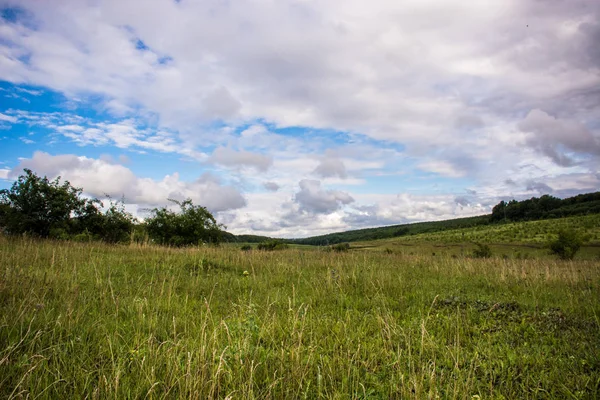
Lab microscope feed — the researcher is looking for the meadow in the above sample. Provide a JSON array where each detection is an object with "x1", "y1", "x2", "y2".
[
  {"x1": 353, "y1": 214, "x2": 600, "y2": 260},
  {"x1": 1, "y1": 234, "x2": 599, "y2": 399}
]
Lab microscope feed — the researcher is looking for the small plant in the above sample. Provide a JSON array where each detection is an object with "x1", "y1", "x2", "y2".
[
  {"x1": 549, "y1": 229, "x2": 583, "y2": 260},
  {"x1": 472, "y1": 243, "x2": 492, "y2": 258},
  {"x1": 330, "y1": 243, "x2": 350, "y2": 252},
  {"x1": 257, "y1": 239, "x2": 288, "y2": 251}
]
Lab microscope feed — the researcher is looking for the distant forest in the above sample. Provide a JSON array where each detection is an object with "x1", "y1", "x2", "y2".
[{"x1": 230, "y1": 192, "x2": 600, "y2": 245}]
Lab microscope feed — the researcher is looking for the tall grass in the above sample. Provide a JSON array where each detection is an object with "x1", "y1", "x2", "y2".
[{"x1": 1, "y1": 236, "x2": 599, "y2": 398}]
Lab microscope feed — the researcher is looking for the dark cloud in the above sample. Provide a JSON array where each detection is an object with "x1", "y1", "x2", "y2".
[
  {"x1": 454, "y1": 196, "x2": 471, "y2": 207},
  {"x1": 519, "y1": 109, "x2": 600, "y2": 166},
  {"x1": 526, "y1": 180, "x2": 553, "y2": 194},
  {"x1": 263, "y1": 181, "x2": 280, "y2": 191}
]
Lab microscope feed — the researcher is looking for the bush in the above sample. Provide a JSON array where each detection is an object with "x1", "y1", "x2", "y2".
[
  {"x1": 241, "y1": 245, "x2": 252, "y2": 251},
  {"x1": 472, "y1": 243, "x2": 492, "y2": 258},
  {"x1": 549, "y1": 229, "x2": 583, "y2": 260},
  {"x1": 145, "y1": 199, "x2": 224, "y2": 246},
  {"x1": 331, "y1": 243, "x2": 350, "y2": 252},
  {"x1": 73, "y1": 231, "x2": 94, "y2": 242},
  {"x1": 257, "y1": 240, "x2": 288, "y2": 251}
]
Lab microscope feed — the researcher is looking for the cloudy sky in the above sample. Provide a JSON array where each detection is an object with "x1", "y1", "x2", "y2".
[{"x1": 1, "y1": 0, "x2": 599, "y2": 237}]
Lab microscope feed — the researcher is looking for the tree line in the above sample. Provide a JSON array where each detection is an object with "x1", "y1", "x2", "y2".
[
  {"x1": 0, "y1": 169, "x2": 226, "y2": 246},
  {"x1": 490, "y1": 193, "x2": 600, "y2": 222}
]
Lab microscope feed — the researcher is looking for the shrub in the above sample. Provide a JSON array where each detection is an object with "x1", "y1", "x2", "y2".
[
  {"x1": 241, "y1": 245, "x2": 252, "y2": 251},
  {"x1": 257, "y1": 240, "x2": 288, "y2": 251},
  {"x1": 549, "y1": 229, "x2": 583, "y2": 260},
  {"x1": 145, "y1": 199, "x2": 224, "y2": 246},
  {"x1": 472, "y1": 243, "x2": 492, "y2": 258},
  {"x1": 331, "y1": 243, "x2": 350, "y2": 252}
]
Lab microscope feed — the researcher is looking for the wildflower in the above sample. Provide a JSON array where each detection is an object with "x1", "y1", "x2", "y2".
[{"x1": 243, "y1": 270, "x2": 250, "y2": 276}]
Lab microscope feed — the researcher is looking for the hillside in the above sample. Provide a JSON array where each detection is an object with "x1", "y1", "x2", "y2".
[
  {"x1": 289, "y1": 215, "x2": 489, "y2": 245},
  {"x1": 286, "y1": 191, "x2": 600, "y2": 245}
]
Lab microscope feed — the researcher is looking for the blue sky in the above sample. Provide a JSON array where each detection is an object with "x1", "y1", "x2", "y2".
[{"x1": 1, "y1": 0, "x2": 599, "y2": 237}]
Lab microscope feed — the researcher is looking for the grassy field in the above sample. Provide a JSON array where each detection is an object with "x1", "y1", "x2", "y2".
[
  {"x1": 353, "y1": 214, "x2": 600, "y2": 260},
  {"x1": 1, "y1": 236, "x2": 599, "y2": 399}
]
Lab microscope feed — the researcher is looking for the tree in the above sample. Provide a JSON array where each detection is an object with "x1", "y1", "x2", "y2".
[
  {"x1": 73, "y1": 197, "x2": 137, "y2": 243},
  {"x1": 549, "y1": 229, "x2": 583, "y2": 260},
  {"x1": 0, "y1": 169, "x2": 136, "y2": 243},
  {"x1": 0, "y1": 169, "x2": 91, "y2": 237},
  {"x1": 145, "y1": 198, "x2": 224, "y2": 246}
]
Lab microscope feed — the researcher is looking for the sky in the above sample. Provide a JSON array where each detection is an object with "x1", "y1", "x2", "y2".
[{"x1": 0, "y1": 0, "x2": 599, "y2": 238}]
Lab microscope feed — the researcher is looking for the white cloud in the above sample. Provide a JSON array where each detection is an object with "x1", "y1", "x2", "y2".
[
  {"x1": 8, "y1": 152, "x2": 246, "y2": 213},
  {"x1": 208, "y1": 147, "x2": 273, "y2": 172},
  {"x1": 1, "y1": 0, "x2": 597, "y2": 147},
  {"x1": 294, "y1": 179, "x2": 354, "y2": 214},
  {"x1": 0, "y1": 113, "x2": 17, "y2": 123},
  {"x1": 313, "y1": 156, "x2": 347, "y2": 179},
  {"x1": 1, "y1": 0, "x2": 599, "y2": 236},
  {"x1": 417, "y1": 160, "x2": 467, "y2": 178}
]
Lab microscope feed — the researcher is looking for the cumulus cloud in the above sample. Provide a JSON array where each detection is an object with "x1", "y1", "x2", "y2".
[
  {"x1": 313, "y1": 156, "x2": 347, "y2": 179},
  {"x1": 208, "y1": 147, "x2": 273, "y2": 171},
  {"x1": 1, "y1": 0, "x2": 597, "y2": 147},
  {"x1": 519, "y1": 109, "x2": 600, "y2": 166},
  {"x1": 201, "y1": 86, "x2": 242, "y2": 120},
  {"x1": 294, "y1": 179, "x2": 354, "y2": 214},
  {"x1": 8, "y1": 152, "x2": 246, "y2": 212},
  {"x1": 1, "y1": 0, "x2": 599, "y2": 237}
]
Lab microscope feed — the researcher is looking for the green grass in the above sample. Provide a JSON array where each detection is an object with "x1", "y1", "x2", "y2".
[
  {"x1": 1, "y1": 236, "x2": 599, "y2": 399},
  {"x1": 353, "y1": 214, "x2": 600, "y2": 260}
]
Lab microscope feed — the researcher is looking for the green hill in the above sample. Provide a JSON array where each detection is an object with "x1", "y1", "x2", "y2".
[{"x1": 288, "y1": 191, "x2": 600, "y2": 245}]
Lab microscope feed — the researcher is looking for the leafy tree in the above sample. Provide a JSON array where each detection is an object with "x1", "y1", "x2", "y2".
[
  {"x1": 91, "y1": 198, "x2": 137, "y2": 243},
  {"x1": 0, "y1": 169, "x2": 92, "y2": 237},
  {"x1": 145, "y1": 199, "x2": 224, "y2": 246},
  {"x1": 549, "y1": 229, "x2": 583, "y2": 260},
  {"x1": 0, "y1": 169, "x2": 136, "y2": 242}
]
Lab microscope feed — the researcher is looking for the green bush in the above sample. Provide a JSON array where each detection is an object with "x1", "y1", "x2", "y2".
[
  {"x1": 549, "y1": 229, "x2": 583, "y2": 260},
  {"x1": 145, "y1": 199, "x2": 224, "y2": 246},
  {"x1": 241, "y1": 245, "x2": 252, "y2": 251},
  {"x1": 331, "y1": 243, "x2": 350, "y2": 252},
  {"x1": 472, "y1": 243, "x2": 492, "y2": 258},
  {"x1": 257, "y1": 240, "x2": 288, "y2": 251}
]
